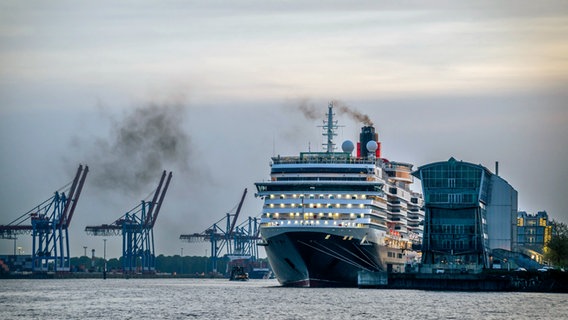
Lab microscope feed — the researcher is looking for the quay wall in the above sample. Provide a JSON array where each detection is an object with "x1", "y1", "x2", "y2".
[{"x1": 359, "y1": 270, "x2": 568, "y2": 293}]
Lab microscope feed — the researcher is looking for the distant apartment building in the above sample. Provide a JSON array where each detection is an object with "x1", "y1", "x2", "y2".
[
  {"x1": 412, "y1": 158, "x2": 517, "y2": 273},
  {"x1": 517, "y1": 211, "x2": 551, "y2": 262}
]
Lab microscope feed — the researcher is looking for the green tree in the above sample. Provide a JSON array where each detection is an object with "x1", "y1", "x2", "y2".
[{"x1": 545, "y1": 220, "x2": 568, "y2": 267}]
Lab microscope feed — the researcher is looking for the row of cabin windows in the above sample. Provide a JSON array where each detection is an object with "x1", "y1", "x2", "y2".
[
  {"x1": 387, "y1": 252, "x2": 404, "y2": 259},
  {"x1": 267, "y1": 203, "x2": 367, "y2": 209},
  {"x1": 270, "y1": 194, "x2": 369, "y2": 200}
]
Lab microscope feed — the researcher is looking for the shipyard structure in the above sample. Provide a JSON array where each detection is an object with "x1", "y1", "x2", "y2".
[{"x1": 412, "y1": 158, "x2": 518, "y2": 274}]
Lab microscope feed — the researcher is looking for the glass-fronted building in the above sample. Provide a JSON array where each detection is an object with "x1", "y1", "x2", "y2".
[
  {"x1": 413, "y1": 158, "x2": 517, "y2": 273},
  {"x1": 517, "y1": 211, "x2": 551, "y2": 263}
]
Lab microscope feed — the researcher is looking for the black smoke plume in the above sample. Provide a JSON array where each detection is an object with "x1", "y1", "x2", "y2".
[
  {"x1": 297, "y1": 99, "x2": 325, "y2": 120},
  {"x1": 89, "y1": 102, "x2": 190, "y2": 195},
  {"x1": 332, "y1": 100, "x2": 374, "y2": 126},
  {"x1": 295, "y1": 99, "x2": 373, "y2": 126}
]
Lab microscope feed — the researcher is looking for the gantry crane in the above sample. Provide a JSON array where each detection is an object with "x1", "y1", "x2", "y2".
[
  {"x1": 0, "y1": 165, "x2": 89, "y2": 272},
  {"x1": 85, "y1": 170, "x2": 172, "y2": 274},
  {"x1": 180, "y1": 188, "x2": 261, "y2": 273}
]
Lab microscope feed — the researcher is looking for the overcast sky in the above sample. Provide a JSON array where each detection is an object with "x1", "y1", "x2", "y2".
[{"x1": 1, "y1": 1, "x2": 567, "y2": 259}]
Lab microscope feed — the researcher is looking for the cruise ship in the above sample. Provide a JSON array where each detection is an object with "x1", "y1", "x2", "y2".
[{"x1": 255, "y1": 103, "x2": 424, "y2": 287}]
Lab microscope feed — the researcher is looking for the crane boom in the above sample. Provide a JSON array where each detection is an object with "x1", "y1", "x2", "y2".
[
  {"x1": 150, "y1": 171, "x2": 172, "y2": 228},
  {"x1": 59, "y1": 165, "x2": 84, "y2": 227},
  {"x1": 144, "y1": 170, "x2": 167, "y2": 227},
  {"x1": 228, "y1": 188, "x2": 247, "y2": 236},
  {"x1": 63, "y1": 165, "x2": 88, "y2": 227}
]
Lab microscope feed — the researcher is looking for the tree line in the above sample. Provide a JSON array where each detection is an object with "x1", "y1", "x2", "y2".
[
  {"x1": 70, "y1": 255, "x2": 268, "y2": 275},
  {"x1": 545, "y1": 220, "x2": 568, "y2": 267}
]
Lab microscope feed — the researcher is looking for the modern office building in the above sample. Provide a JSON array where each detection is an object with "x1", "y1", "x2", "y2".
[
  {"x1": 517, "y1": 211, "x2": 551, "y2": 263},
  {"x1": 412, "y1": 158, "x2": 517, "y2": 273}
]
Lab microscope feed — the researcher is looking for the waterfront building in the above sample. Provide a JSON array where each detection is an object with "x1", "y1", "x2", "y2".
[
  {"x1": 412, "y1": 158, "x2": 517, "y2": 273},
  {"x1": 517, "y1": 211, "x2": 552, "y2": 263}
]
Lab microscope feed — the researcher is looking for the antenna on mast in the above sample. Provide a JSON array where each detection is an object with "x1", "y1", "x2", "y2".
[{"x1": 320, "y1": 101, "x2": 340, "y2": 153}]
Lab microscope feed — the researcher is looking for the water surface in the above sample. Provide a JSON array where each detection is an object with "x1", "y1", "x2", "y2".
[{"x1": 0, "y1": 278, "x2": 566, "y2": 319}]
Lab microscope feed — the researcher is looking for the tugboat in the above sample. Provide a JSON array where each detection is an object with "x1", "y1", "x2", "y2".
[{"x1": 229, "y1": 266, "x2": 249, "y2": 281}]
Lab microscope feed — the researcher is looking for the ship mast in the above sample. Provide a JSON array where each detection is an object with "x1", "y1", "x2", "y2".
[{"x1": 322, "y1": 102, "x2": 338, "y2": 153}]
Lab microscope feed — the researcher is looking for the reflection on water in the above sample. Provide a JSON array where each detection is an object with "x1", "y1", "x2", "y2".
[{"x1": 0, "y1": 278, "x2": 566, "y2": 319}]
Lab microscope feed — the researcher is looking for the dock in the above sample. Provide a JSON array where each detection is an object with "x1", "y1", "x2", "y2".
[{"x1": 358, "y1": 270, "x2": 568, "y2": 292}]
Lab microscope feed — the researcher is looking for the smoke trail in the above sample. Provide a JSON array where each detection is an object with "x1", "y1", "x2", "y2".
[
  {"x1": 297, "y1": 98, "x2": 324, "y2": 120},
  {"x1": 333, "y1": 100, "x2": 374, "y2": 126},
  {"x1": 89, "y1": 102, "x2": 191, "y2": 195}
]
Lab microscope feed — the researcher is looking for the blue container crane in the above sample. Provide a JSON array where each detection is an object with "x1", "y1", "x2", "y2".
[
  {"x1": 85, "y1": 170, "x2": 172, "y2": 274},
  {"x1": 180, "y1": 188, "x2": 262, "y2": 273},
  {"x1": 0, "y1": 165, "x2": 89, "y2": 272}
]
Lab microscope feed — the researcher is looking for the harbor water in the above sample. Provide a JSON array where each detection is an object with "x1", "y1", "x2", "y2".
[{"x1": 1, "y1": 278, "x2": 566, "y2": 319}]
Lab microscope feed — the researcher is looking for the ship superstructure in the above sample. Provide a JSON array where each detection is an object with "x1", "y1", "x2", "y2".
[{"x1": 255, "y1": 103, "x2": 424, "y2": 287}]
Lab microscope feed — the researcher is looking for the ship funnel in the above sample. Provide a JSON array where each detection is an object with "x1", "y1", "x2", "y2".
[{"x1": 357, "y1": 126, "x2": 381, "y2": 158}]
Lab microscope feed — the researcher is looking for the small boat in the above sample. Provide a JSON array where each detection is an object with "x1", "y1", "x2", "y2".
[{"x1": 229, "y1": 266, "x2": 249, "y2": 281}]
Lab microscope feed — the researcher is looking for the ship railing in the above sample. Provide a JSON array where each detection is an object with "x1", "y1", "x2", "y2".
[
  {"x1": 261, "y1": 216, "x2": 371, "y2": 223},
  {"x1": 261, "y1": 219, "x2": 370, "y2": 228},
  {"x1": 423, "y1": 263, "x2": 484, "y2": 274},
  {"x1": 272, "y1": 157, "x2": 376, "y2": 165}
]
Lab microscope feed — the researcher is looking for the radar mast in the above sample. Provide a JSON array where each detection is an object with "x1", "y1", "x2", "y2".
[{"x1": 321, "y1": 102, "x2": 339, "y2": 153}]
